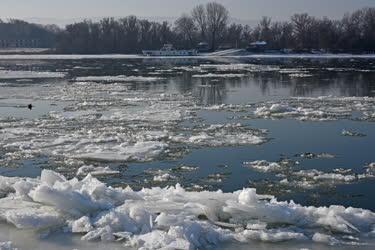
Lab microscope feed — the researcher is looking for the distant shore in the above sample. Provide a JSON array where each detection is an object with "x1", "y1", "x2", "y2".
[{"x1": 0, "y1": 52, "x2": 375, "y2": 60}]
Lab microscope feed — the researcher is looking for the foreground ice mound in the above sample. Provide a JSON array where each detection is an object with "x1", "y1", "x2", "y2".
[{"x1": 0, "y1": 170, "x2": 374, "y2": 249}]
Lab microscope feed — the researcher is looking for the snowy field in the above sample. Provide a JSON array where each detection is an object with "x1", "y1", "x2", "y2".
[{"x1": 0, "y1": 57, "x2": 374, "y2": 249}]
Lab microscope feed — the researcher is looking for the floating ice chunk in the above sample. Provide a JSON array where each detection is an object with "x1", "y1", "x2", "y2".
[
  {"x1": 0, "y1": 176, "x2": 21, "y2": 198},
  {"x1": 277, "y1": 165, "x2": 375, "y2": 190},
  {"x1": 236, "y1": 229, "x2": 307, "y2": 242},
  {"x1": 192, "y1": 73, "x2": 246, "y2": 78},
  {"x1": 103, "y1": 105, "x2": 186, "y2": 123},
  {"x1": 29, "y1": 184, "x2": 104, "y2": 216},
  {"x1": 13, "y1": 179, "x2": 39, "y2": 198},
  {"x1": 254, "y1": 104, "x2": 295, "y2": 117},
  {"x1": 244, "y1": 160, "x2": 284, "y2": 172},
  {"x1": 173, "y1": 165, "x2": 199, "y2": 172},
  {"x1": 366, "y1": 163, "x2": 375, "y2": 174},
  {"x1": 41, "y1": 169, "x2": 67, "y2": 186},
  {"x1": 205, "y1": 173, "x2": 230, "y2": 183},
  {"x1": 1, "y1": 200, "x2": 62, "y2": 229},
  {"x1": 279, "y1": 68, "x2": 310, "y2": 74},
  {"x1": 172, "y1": 123, "x2": 267, "y2": 147},
  {"x1": 255, "y1": 104, "x2": 327, "y2": 121},
  {"x1": 153, "y1": 173, "x2": 174, "y2": 182},
  {"x1": 270, "y1": 104, "x2": 293, "y2": 113},
  {"x1": 200, "y1": 64, "x2": 252, "y2": 71},
  {"x1": 289, "y1": 73, "x2": 313, "y2": 78},
  {"x1": 0, "y1": 70, "x2": 65, "y2": 79},
  {"x1": 299, "y1": 152, "x2": 335, "y2": 159},
  {"x1": 238, "y1": 189, "x2": 258, "y2": 205},
  {"x1": 68, "y1": 216, "x2": 93, "y2": 233},
  {"x1": 75, "y1": 75, "x2": 164, "y2": 82},
  {"x1": 76, "y1": 165, "x2": 120, "y2": 177},
  {"x1": 313, "y1": 173, "x2": 356, "y2": 182},
  {"x1": 294, "y1": 169, "x2": 356, "y2": 182},
  {"x1": 75, "y1": 141, "x2": 168, "y2": 162},
  {"x1": 312, "y1": 233, "x2": 340, "y2": 245},
  {"x1": 128, "y1": 229, "x2": 191, "y2": 250},
  {"x1": 81, "y1": 226, "x2": 115, "y2": 242},
  {"x1": 0, "y1": 241, "x2": 17, "y2": 250},
  {"x1": 198, "y1": 64, "x2": 280, "y2": 73},
  {"x1": 341, "y1": 129, "x2": 366, "y2": 137},
  {"x1": 250, "y1": 96, "x2": 375, "y2": 121}
]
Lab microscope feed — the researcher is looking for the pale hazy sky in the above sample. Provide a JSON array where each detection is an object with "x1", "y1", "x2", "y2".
[{"x1": 1, "y1": 0, "x2": 374, "y2": 20}]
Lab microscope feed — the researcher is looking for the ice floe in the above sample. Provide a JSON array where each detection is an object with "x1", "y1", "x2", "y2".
[
  {"x1": 76, "y1": 165, "x2": 120, "y2": 177},
  {"x1": 0, "y1": 70, "x2": 65, "y2": 79},
  {"x1": 341, "y1": 129, "x2": 366, "y2": 137},
  {"x1": 192, "y1": 73, "x2": 246, "y2": 78},
  {"x1": 75, "y1": 75, "x2": 164, "y2": 82},
  {"x1": 0, "y1": 170, "x2": 374, "y2": 248},
  {"x1": 171, "y1": 123, "x2": 267, "y2": 147},
  {"x1": 298, "y1": 152, "x2": 335, "y2": 159},
  {"x1": 153, "y1": 173, "x2": 175, "y2": 182},
  {"x1": 244, "y1": 160, "x2": 284, "y2": 172},
  {"x1": 244, "y1": 158, "x2": 375, "y2": 190},
  {"x1": 250, "y1": 96, "x2": 375, "y2": 121},
  {"x1": 288, "y1": 73, "x2": 313, "y2": 78}
]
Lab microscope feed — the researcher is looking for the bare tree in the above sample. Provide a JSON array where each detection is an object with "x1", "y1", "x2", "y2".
[
  {"x1": 191, "y1": 2, "x2": 229, "y2": 50},
  {"x1": 291, "y1": 13, "x2": 316, "y2": 49},
  {"x1": 192, "y1": 4, "x2": 207, "y2": 40},
  {"x1": 258, "y1": 16, "x2": 272, "y2": 42},
  {"x1": 206, "y1": 2, "x2": 229, "y2": 50},
  {"x1": 174, "y1": 14, "x2": 197, "y2": 48},
  {"x1": 224, "y1": 23, "x2": 243, "y2": 48}
]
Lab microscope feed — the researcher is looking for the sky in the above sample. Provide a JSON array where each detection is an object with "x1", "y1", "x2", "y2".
[{"x1": 0, "y1": 0, "x2": 374, "y2": 23}]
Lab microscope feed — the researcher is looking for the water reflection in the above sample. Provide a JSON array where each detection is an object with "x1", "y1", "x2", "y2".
[{"x1": 195, "y1": 81, "x2": 226, "y2": 106}]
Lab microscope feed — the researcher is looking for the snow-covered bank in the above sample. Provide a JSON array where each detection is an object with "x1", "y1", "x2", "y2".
[{"x1": 0, "y1": 170, "x2": 374, "y2": 249}]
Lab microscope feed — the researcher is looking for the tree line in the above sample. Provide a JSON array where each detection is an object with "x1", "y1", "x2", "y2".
[
  {"x1": 0, "y1": 19, "x2": 57, "y2": 47},
  {"x1": 1, "y1": 2, "x2": 375, "y2": 53}
]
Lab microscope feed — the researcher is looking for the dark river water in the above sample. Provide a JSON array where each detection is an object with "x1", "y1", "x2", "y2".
[
  {"x1": 1, "y1": 57, "x2": 375, "y2": 208},
  {"x1": 0, "y1": 56, "x2": 374, "y2": 249}
]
